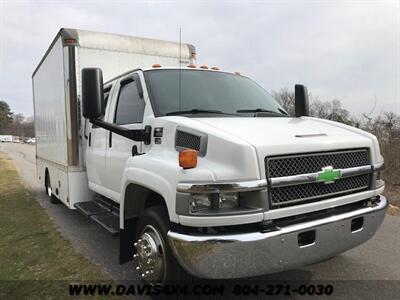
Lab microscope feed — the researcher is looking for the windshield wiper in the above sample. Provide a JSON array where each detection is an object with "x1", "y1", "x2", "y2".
[
  {"x1": 166, "y1": 109, "x2": 226, "y2": 116},
  {"x1": 236, "y1": 108, "x2": 288, "y2": 116}
]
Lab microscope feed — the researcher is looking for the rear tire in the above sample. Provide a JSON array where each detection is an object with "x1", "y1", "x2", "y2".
[
  {"x1": 45, "y1": 171, "x2": 59, "y2": 204},
  {"x1": 134, "y1": 205, "x2": 192, "y2": 284}
]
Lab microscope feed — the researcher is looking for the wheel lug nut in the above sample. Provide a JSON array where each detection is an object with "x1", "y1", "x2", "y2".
[
  {"x1": 141, "y1": 273, "x2": 145, "y2": 278},
  {"x1": 136, "y1": 266, "x2": 140, "y2": 271},
  {"x1": 133, "y1": 254, "x2": 138, "y2": 258},
  {"x1": 138, "y1": 239, "x2": 142, "y2": 243},
  {"x1": 134, "y1": 242, "x2": 138, "y2": 247}
]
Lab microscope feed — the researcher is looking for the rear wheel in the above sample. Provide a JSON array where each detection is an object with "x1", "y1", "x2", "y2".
[
  {"x1": 134, "y1": 205, "x2": 192, "y2": 284},
  {"x1": 45, "y1": 171, "x2": 59, "y2": 204}
]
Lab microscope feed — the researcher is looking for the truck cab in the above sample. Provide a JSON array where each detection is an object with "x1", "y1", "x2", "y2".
[{"x1": 82, "y1": 66, "x2": 387, "y2": 283}]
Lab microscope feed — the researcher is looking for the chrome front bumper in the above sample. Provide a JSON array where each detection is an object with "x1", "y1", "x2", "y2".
[{"x1": 167, "y1": 196, "x2": 387, "y2": 279}]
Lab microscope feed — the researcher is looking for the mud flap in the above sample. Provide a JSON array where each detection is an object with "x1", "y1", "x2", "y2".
[{"x1": 119, "y1": 217, "x2": 137, "y2": 264}]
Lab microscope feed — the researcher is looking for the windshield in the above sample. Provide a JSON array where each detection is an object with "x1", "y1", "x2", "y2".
[{"x1": 144, "y1": 69, "x2": 287, "y2": 117}]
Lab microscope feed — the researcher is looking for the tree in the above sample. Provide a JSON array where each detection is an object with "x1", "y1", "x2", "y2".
[
  {"x1": 324, "y1": 99, "x2": 351, "y2": 125},
  {"x1": 310, "y1": 99, "x2": 330, "y2": 119},
  {"x1": 12, "y1": 113, "x2": 25, "y2": 137},
  {"x1": 272, "y1": 88, "x2": 296, "y2": 116},
  {"x1": 0, "y1": 100, "x2": 13, "y2": 130},
  {"x1": 272, "y1": 88, "x2": 351, "y2": 124},
  {"x1": 382, "y1": 112, "x2": 399, "y2": 142},
  {"x1": 13, "y1": 113, "x2": 25, "y2": 125},
  {"x1": 23, "y1": 116, "x2": 35, "y2": 137}
]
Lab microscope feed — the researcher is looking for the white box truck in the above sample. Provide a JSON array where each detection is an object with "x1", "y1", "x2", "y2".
[
  {"x1": 0, "y1": 135, "x2": 13, "y2": 142},
  {"x1": 33, "y1": 28, "x2": 387, "y2": 284}
]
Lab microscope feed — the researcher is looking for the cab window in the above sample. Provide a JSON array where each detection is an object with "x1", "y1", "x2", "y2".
[{"x1": 114, "y1": 79, "x2": 145, "y2": 125}]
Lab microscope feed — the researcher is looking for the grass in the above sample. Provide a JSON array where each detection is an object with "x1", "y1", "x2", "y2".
[{"x1": 0, "y1": 153, "x2": 119, "y2": 299}]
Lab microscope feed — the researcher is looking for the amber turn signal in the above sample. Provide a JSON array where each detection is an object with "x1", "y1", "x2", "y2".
[{"x1": 179, "y1": 149, "x2": 198, "y2": 169}]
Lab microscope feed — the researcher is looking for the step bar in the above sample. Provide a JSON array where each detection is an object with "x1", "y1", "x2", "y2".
[{"x1": 74, "y1": 197, "x2": 120, "y2": 236}]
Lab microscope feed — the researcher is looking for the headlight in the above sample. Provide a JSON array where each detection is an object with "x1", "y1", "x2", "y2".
[
  {"x1": 190, "y1": 192, "x2": 239, "y2": 213},
  {"x1": 190, "y1": 194, "x2": 212, "y2": 212},
  {"x1": 219, "y1": 192, "x2": 239, "y2": 209}
]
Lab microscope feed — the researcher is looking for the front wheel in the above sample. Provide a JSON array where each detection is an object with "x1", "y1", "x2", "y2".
[{"x1": 134, "y1": 205, "x2": 191, "y2": 284}]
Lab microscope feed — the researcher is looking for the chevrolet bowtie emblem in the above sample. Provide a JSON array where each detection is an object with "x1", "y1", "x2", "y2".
[{"x1": 317, "y1": 166, "x2": 342, "y2": 184}]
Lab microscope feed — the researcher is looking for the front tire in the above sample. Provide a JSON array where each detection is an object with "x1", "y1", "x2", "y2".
[{"x1": 134, "y1": 205, "x2": 191, "y2": 284}]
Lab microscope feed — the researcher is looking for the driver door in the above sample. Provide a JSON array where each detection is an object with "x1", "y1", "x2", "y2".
[
  {"x1": 104, "y1": 72, "x2": 146, "y2": 201},
  {"x1": 86, "y1": 85, "x2": 113, "y2": 190}
]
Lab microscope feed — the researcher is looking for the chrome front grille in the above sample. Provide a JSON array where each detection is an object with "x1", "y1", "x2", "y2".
[
  {"x1": 267, "y1": 149, "x2": 369, "y2": 178},
  {"x1": 266, "y1": 149, "x2": 371, "y2": 208},
  {"x1": 270, "y1": 174, "x2": 370, "y2": 205}
]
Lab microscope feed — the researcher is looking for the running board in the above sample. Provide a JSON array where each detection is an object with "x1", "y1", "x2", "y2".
[{"x1": 74, "y1": 197, "x2": 119, "y2": 236}]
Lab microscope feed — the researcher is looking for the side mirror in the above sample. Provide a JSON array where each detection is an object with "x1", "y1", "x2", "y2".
[
  {"x1": 295, "y1": 84, "x2": 309, "y2": 117},
  {"x1": 82, "y1": 68, "x2": 104, "y2": 119}
]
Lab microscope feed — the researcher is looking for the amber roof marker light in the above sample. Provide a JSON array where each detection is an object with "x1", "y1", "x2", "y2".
[
  {"x1": 152, "y1": 64, "x2": 162, "y2": 68},
  {"x1": 64, "y1": 38, "x2": 76, "y2": 45},
  {"x1": 210, "y1": 66, "x2": 220, "y2": 70}
]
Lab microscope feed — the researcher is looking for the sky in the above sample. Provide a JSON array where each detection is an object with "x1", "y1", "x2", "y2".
[{"x1": 0, "y1": 0, "x2": 399, "y2": 118}]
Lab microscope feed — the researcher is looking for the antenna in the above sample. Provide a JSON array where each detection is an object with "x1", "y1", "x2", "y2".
[
  {"x1": 363, "y1": 95, "x2": 377, "y2": 121},
  {"x1": 179, "y1": 27, "x2": 182, "y2": 112}
]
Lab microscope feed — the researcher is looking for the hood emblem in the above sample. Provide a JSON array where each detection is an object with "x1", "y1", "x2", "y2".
[{"x1": 317, "y1": 166, "x2": 342, "y2": 184}]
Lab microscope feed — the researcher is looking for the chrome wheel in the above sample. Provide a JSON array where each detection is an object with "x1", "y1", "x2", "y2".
[{"x1": 134, "y1": 224, "x2": 166, "y2": 283}]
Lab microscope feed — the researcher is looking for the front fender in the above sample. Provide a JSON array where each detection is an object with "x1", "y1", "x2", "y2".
[
  {"x1": 119, "y1": 153, "x2": 215, "y2": 228},
  {"x1": 120, "y1": 167, "x2": 175, "y2": 228}
]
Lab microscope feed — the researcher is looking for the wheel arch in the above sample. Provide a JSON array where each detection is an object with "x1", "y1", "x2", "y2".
[
  {"x1": 122, "y1": 183, "x2": 168, "y2": 224},
  {"x1": 119, "y1": 177, "x2": 174, "y2": 265},
  {"x1": 119, "y1": 167, "x2": 177, "y2": 229},
  {"x1": 44, "y1": 167, "x2": 50, "y2": 187}
]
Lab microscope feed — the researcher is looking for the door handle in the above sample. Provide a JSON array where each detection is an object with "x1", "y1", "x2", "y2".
[
  {"x1": 109, "y1": 132, "x2": 112, "y2": 148},
  {"x1": 88, "y1": 132, "x2": 91, "y2": 147}
]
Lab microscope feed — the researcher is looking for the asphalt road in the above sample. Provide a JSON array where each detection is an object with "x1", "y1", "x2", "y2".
[{"x1": 1, "y1": 142, "x2": 400, "y2": 298}]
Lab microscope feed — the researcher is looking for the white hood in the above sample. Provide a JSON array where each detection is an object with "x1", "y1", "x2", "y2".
[
  {"x1": 191, "y1": 116, "x2": 380, "y2": 165},
  {"x1": 156, "y1": 115, "x2": 382, "y2": 180}
]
